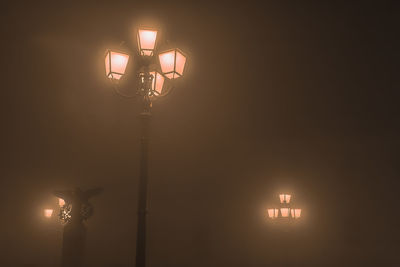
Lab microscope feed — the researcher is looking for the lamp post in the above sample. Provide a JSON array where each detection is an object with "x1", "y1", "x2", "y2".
[
  {"x1": 104, "y1": 26, "x2": 187, "y2": 267},
  {"x1": 267, "y1": 193, "x2": 302, "y2": 221},
  {"x1": 48, "y1": 187, "x2": 102, "y2": 267}
]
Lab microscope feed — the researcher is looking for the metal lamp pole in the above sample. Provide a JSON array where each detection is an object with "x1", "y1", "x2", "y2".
[
  {"x1": 104, "y1": 28, "x2": 188, "y2": 267},
  {"x1": 136, "y1": 70, "x2": 152, "y2": 267}
]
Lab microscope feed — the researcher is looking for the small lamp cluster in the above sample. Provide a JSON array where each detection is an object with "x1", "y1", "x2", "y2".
[
  {"x1": 267, "y1": 194, "x2": 302, "y2": 220},
  {"x1": 105, "y1": 27, "x2": 187, "y2": 96}
]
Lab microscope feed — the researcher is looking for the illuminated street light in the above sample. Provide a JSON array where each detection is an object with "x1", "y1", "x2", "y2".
[
  {"x1": 139, "y1": 71, "x2": 165, "y2": 95},
  {"x1": 267, "y1": 193, "x2": 302, "y2": 221},
  {"x1": 137, "y1": 28, "x2": 158, "y2": 56},
  {"x1": 291, "y1": 208, "x2": 302, "y2": 219},
  {"x1": 58, "y1": 198, "x2": 65, "y2": 207},
  {"x1": 105, "y1": 50, "x2": 130, "y2": 80},
  {"x1": 280, "y1": 208, "x2": 290, "y2": 218},
  {"x1": 267, "y1": 208, "x2": 279, "y2": 219},
  {"x1": 159, "y1": 48, "x2": 187, "y2": 79},
  {"x1": 103, "y1": 25, "x2": 188, "y2": 267},
  {"x1": 279, "y1": 194, "x2": 291, "y2": 204}
]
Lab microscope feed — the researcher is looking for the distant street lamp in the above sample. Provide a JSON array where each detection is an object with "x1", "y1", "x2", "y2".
[
  {"x1": 54, "y1": 187, "x2": 102, "y2": 267},
  {"x1": 104, "y1": 26, "x2": 188, "y2": 267},
  {"x1": 267, "y1": 208, "x2": 279, "y2": 219},
  {"x1": 267, "y1": 193, "x2": 302, "y2": 220},
  {"x1": 291, "y1": 208, "x2": 302, "y2": 219},
  {"x1": 58, "y1": 198, "x2": 66, "y2": 207},
  {"x1": 279, "y1": 194, "x2": 291, "y2": 204},
  {"x1": 280, "y1": 207, "x2": 290, "y2": 218},
  {"x1": 43, "y1": 188, "x2": 102, "y2": 266}
]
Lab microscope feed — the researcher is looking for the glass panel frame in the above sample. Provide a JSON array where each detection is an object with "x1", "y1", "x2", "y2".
[
  {"x1": 159, "y1": 48, "x2": 187, "y2": 79},
  {"x1": 105, "y1": 50, "x2": 130, "y2": 80},
  {"x1": 137, "y1": 27, "x2": 158, "y2": 57}
]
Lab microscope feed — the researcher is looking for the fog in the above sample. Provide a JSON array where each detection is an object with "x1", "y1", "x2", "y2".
[{"x1": 0, "y1": 1, "x2": 399, "y2": 266}]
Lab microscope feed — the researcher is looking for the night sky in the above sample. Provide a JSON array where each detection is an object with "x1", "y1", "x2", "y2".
[{"x1": 1, "y1": 1, "x2": 399, "y2": 266}]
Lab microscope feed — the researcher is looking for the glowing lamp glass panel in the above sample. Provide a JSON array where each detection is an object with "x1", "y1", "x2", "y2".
[
  {"x1": 296, "y1": 209, "x2": 302, "y2": 218},
  {"x1": 280, "y1": 208, "x2": 290, "y2": 218},
  {"x1": 150, "y1": 71, "x2": 165, "y2": 94},
  {"x1": 291, "y1": 208, "x2": 302, "y2": 219},
  {"x1": 105, "y1": 50, "x2": 129, "y2": 80},
  {"x1": 159, "y1": 51, "x2": 175, "y2": 73},
  {"x1": 58, "y1": 198, "x2": 65, "y2": 207},
  {"x1": 267, "y1": 208, "x2": 274, "y2": 218},
  {"x1": 279, "y1": 194, "x2": 291, "y2": 204},
  {"x1": 175, "y1": 50, "x2": 187, "y2": 76},
  {"x1": 267, "y1": 208, "x2": 279, "y2": 219},
  {"x1": 137, "y1": 29, "x2": 158, "y2": 56},
  {"x1": 159, "y1": 49, "x2": 187, "y2": 79},
  {"x1": 44, "y1": 209, "x2": 53, "y2": 218}
]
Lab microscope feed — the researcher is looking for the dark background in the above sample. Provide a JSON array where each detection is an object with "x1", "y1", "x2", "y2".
[{"x1": 0, "y1": 1, "x2": 399, "y2": 266}]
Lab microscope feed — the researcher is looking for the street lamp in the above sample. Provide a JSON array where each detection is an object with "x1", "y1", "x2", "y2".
[
  {"x1": 267, "y1": 208, "x2": 279, "y2": 219},
  {"x1": 43, "y1": 188, "x2": 102, "y2": 266},
  {"x1": 267, "y1": 193, "x2": 302, "y2": 221},
  {"x1": 103, "y1": 26, "x2": 188, "y2": 267},
  {"x1": 58, "y1": 198, "x2": 65, "y2": 207},
  {"x1": 137, "y1": 28, "x2": 158, "y2": 56},
  {"x1": 279, "y1": 194, "x2": 291, "y2": 204},
  {"x1": 291, "y1": 208, "x2": 302, "y2": 219},
  {"x1": 159, "y1": 48, "x2": 187, "y2": 79},
  {"x1": 280, "y1": 207, "x2": 290, "y2": 218},
  {"x1": 105, "y1": 50, "x2": 130, "y2": 80}
]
